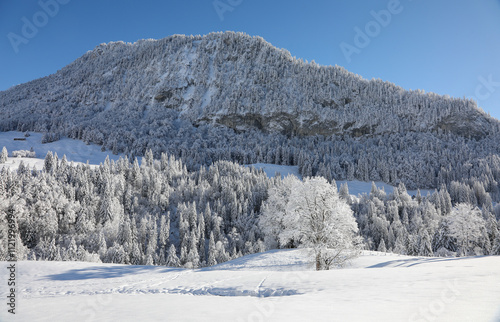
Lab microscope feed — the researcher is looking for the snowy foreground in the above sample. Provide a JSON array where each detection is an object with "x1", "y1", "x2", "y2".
[{"x1": 1, "y1": 250, "x2": 499, "y2": 322}]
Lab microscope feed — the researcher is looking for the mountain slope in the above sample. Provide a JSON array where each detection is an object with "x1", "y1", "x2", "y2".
[
  {"x1": 1, "y1": 32, "x2": 500, "y2": 192},
  {"x1": 1, "y1": 31, "x2": 498, "y2": 139}
]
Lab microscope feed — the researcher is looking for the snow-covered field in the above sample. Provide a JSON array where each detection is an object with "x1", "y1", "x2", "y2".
[
  {"x1": 246, "y1": 163, "x2": 302, "y2": 179},
  {"x1": 335, "y1": 180, "x2": 435, "y2": 198},
  {"x1": 248, "y1": 163, "x2": 434, "y2": 197},
  {"x1": 0, "y1": 131, "x2": 121, "y2": 170},
  {"x1": 1, "y1": 250, "x2": 499, "y2": 321}
]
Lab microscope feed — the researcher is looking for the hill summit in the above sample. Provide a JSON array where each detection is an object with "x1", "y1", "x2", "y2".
[{"x1": 1, "y1": 31, "x2": 498, "y2": 139}]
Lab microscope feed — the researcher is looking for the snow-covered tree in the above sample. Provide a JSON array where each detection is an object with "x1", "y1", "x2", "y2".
[
  {"x1": 377, "y1": 239, "x2": 387, "y2": 253},
  {"x1": 166, "y1": 244, "x2": 180, "y2": 267},
  {"x1": 0, "y1": 147, "x2": 7, "y2": 163},
  {"x1": 43, "y1": 151, "x2": 55, "y2": 173},
  {"x1": 259, "y1": 175, "x2": 300, "y2": 249},
  {"x1": 339, "y1": 183, "x2": 351, "y2": 203},
  {"x1": 186, "y1": 232, "x2": 200, "y2": 268},
  {"x1": 207, "y1": 232, "x2": 217, "y2": 266},
  {"x1": 441, "y1": 204, "x2": 488, "y2": 256},
  {"x1": 279, "y1": 177, "x2": 361, "y2": 270},
  {"x1": 492, "y1": 235, "x2": 500, "y2": 255},
  {"x1": 418, "y1": 230, "x2": 433, "y2": 256}
]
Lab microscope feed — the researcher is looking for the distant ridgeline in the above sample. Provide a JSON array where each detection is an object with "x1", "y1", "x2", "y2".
[{"x1": 1, "y1": 31, "x2": 500, "y2": 197}]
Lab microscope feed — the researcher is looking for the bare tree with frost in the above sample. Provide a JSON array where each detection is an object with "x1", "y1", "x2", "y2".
[{"x1": 264, "y1": 177, "x2": 361, "y2": 270}]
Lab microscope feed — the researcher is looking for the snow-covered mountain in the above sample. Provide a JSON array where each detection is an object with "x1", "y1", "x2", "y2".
[
  {"x1": 2, "y1": 33, "x2": 500, "y2": 321},
  {"x1": 1, "y1": 31, "x2": 498, "y2": 138},
  {"x1": 1, "y1": 32, "x2": 500, "y2": 192}
]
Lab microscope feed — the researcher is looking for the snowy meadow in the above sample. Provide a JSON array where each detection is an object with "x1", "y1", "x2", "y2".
[{"x1": 1, "y1": 250, "x2": 499, "y2": 321}]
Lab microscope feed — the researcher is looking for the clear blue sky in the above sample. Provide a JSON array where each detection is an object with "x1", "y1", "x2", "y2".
[{"x1": 2, "y1": 0, "x2": 500, "y2": 120}]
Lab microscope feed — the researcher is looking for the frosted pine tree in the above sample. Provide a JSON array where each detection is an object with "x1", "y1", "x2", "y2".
[
  {"x1": 66, "y1": 237, "x2": 78, "y2": 260},
  {"x1": 166, "y1": 244, "x2": 180, "y2": 267},
  {"x1": 158, "y1": 214, "x2": 170, "y2": 261},
  {"x1": 492, "y1": 235, "x2": 500, "y2": 255},
  {"x1": 339, "y1": 182, "x2": 351, "y2": 203},
  {"x1": 418, "y1": 230, "x2": 433, "y2": 256},
  {"x1": 393, "y1": 235, "x2": 407, "y2": 255},
  {"x1": 377, "y1": 239, "x2": 387, "y2": 253},
  {"x1": 0, "y1": 147, "x2": 7, "y2": 163},
  {"x1": 186, "y1": 233, "x2": 200, "y2": 268},
  {"x1": 207, "y1": 232, "x2": 217, "y2": 266},
  {"x1": 43, "y1": 151, "x2": 55, "y2": 172}
]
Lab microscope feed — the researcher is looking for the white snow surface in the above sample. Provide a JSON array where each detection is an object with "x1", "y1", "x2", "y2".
[
  {"x1": 247, "y1": 163, "x2": 435, "y2": 196},
  {"x1": 0, "y1": 131, "x2": 122, "y2": 170},
  {"x1": 336, "y1": 180, "x2": 435, "y2": 198},
  {"x1": 2, "y1": 250, "x2": 499, "y2": 321},
  {"x1": 247, "y1": 163, "x2": 302, "y2": 179}
]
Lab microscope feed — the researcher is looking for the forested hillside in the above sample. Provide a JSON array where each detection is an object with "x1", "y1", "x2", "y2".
[
  {"x1": 1, "y1": 32, "x2": 497, "y2": 138},
  {"x1": 1, "y1": 154, "x2": 499, "y2": 267},
  {"x1": 1, "y1": 32, "x2": 500, "y2": 194}
]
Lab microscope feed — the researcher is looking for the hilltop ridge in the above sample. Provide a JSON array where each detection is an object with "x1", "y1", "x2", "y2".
[{"x1": 1, "y1": 32, "x2": 498, "y2": 139}]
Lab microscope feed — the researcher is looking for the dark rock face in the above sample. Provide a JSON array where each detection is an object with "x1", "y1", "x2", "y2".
[
  {"x1": 436, "y1": 112, "x2": 493, "y2": 140},
  {"x1": 217, "y1": 113, "x2": 338, "y2": 137}
]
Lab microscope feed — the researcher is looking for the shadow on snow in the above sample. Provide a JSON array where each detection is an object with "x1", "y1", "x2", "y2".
[
  {"x1": 45, "y1": 265, "x2": 184, "y2": 281},
  {"x1": 367, "y1": 255, "x2": 487, "y2": 268}
]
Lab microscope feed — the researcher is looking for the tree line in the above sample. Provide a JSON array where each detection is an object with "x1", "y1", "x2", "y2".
[{"x1": 1, "y1": 152, "x2": 498, "y2": 269}]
